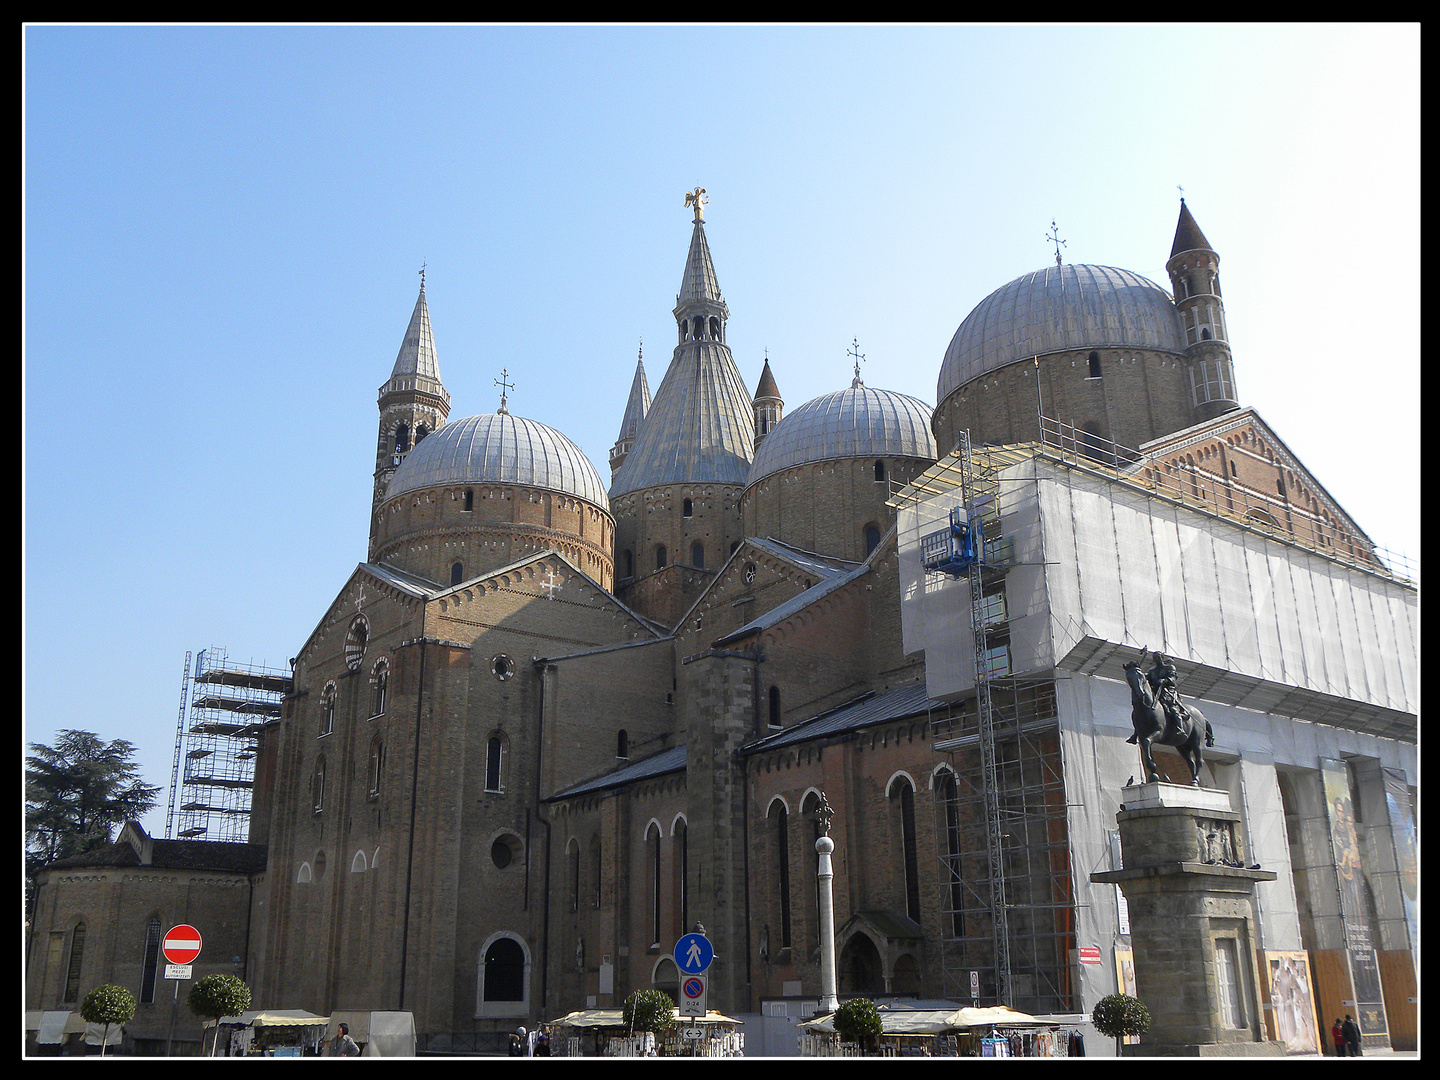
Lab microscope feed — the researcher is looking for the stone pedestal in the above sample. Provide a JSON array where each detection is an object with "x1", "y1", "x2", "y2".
[{"x1": 1091, "y1": 783, "x2": 1286, "y2": 1056}]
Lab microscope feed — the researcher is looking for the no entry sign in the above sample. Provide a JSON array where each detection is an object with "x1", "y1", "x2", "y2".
[{"x1": 163, "y1": 924, "x2": 203, "y2": 965}]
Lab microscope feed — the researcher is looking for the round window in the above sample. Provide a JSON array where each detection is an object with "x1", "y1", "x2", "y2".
[{"x1": 492, "y1": 654, "x2": 515, "y2": 681}]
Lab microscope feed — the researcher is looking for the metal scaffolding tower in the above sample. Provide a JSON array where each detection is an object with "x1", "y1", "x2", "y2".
[
  {"x1": 914, "y1": 432, "x2": 1075, "y2": 1015},
  {"x1": 165, "y1": 648, "x2": 290, "y2": 842}
]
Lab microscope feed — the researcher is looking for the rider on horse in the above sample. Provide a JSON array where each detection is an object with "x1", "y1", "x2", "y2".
[{"x1": 1125, "y1": 648, "x2": 1213, "y2": 747}]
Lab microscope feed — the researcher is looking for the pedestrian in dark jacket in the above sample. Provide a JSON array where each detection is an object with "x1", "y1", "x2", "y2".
[{"x1": 1342, "y1": 1015, "x2": 1362, "y2": 1057}]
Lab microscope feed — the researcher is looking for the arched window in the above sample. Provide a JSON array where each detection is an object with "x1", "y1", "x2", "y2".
[
  {"x1": 891, "y1": 777, "x2": 921, "y2": 922},
  {"x1": 691, "y1": 542, "x2": 705, "y2": 569},
  {"x1": 372, "y1": 660, "x2": 389, "y2": 717},
  {"x1": 938, "y1": 771, "x2": 965, "y2": 936},
  {"x1": 656, "y1": 545, "x2": 668, "y2": 571},
  {"x1": 62, "y1": 922, "x2": 86, "y2": 1003},
  {"x1": 683, "y1": 498, "x2": 694, "y2": 517},
  {"x1": 368, "y1": 738, "x2": 384, "y2": 799},
  {"x1": 673, "y1": 818, "x2": 688, "y2": 931},
  {"x1": 451, "y1": 561, "x2": 464, "y2": 586},
  {"x1": 463, "y1": 488, "x2": 474, "y2": 512},
  {"x1": 709, "y1": 316, "x2": 721, "y2": 341},
  {"x1": 768, "y1": 685, "x2": 782, "y2": 728},
  {"x1": 319, "y1": 685, "x2": 336, "y2": 737},
  {"x1": 415, "y1": 424, "x2": 429, "y2": 443},
  {"x1": 312, "y1": 757, "x2": 326, "y2": 814},
  {"x1": 482, "y1": 937, "x2": 526, "y2": 1005},
  {"x1": 140, "y1": 917, "x2": 162, "y2": 1003},
  {"x1": 864, "y1": 523, "x2": 882, "y2": 556},
  {"x1": 590, "y1": 836, "x2": 604, "y2": 910},
  {"x1": 1088, "y1": 351, "x2": 1102, "y2": 378},
  {"x1": 873, "y1": 460, "x2": 886, "y2": 483},
  {"x1": 394, "y1": 423, "x2": 411, "y2": 455},
  {"x1": 617, "y1": 729, "x2": 629, "y2": 759},
  {"x1": 647, "y1": 823, "x2": 663, "y2": 946},
  {"x1": 770, "y1": 801, "x2": 792, "y2": 950},
  {"x1": 486, "y1": 734, "x2": 506, "y2": 793},
  {"x1": 623, "y1": 549, "x2": 634, "y2": 578},
  {"x1": 568, "y1": 839, "x2": 581, "y2": 914}
]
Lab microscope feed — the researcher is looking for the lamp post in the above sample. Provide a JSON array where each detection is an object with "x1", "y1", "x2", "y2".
[{"x1": 814, "y1": 793, "x2": 839, "y2": 1014}]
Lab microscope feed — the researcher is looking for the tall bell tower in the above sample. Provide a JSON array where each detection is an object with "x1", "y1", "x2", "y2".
[
  {"x1": 370, "y1": 271, "x2": 450, "y2": 560},
  {"x1": 1167, "y1": 200, "x2": 1240, "y2": 423}
]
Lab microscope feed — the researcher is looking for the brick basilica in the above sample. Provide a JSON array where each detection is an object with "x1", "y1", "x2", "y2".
[{"x1": 27, "y1": 197, "x2": 1417, "y2": 1055}]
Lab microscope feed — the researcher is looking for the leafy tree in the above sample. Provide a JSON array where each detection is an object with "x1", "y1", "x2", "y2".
[
  {"x1": 1091, "y1": 992, "x2": 1151, "y2": 1056},
  {"x1": 188, "y1": 973, "x2": 252, "y2": 1056},
  {"x1": 621, "y1": 988, "x2": 676, "y2": 1035},
  {"x1": 832, "y1": 997, "x2": 884, "y2": 1054},
  {"x1": 80, "y1": 983, "x2": 135, "y2": 1057},
  {"x1": 25, "y1": 729, "x2": 161, "y2": 879}
]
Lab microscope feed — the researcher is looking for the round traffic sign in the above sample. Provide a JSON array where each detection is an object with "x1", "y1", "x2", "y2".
[
  {"x1": 162, "y1": 924, "x2": 203, "y2": 965},
  {"x1": 682, "y1": 977, "x2": 705, "y2": 1001},
  {"x1": 674, "y1": 932, "x2": 713, "y2": 974}
]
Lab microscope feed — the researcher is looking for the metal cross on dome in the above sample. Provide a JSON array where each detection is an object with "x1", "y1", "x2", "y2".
[
  {"x1": 1047, "y1": 220, "x2": 1067, "y2": 267},
  {"x1": 848, "y1": 338, "x2": 866, "y2": 387},
  {"x1": 495, "y1": 368, "x2": 514, "y2": 415}
]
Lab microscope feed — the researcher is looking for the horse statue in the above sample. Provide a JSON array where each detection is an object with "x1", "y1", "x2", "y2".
[{"x1": 1123, "y1": 647, "x2": 1214, "y2": 786}]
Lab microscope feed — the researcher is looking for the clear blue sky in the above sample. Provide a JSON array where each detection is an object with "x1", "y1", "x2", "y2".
[{"x1": 24, "y1": 24, "x2": 1419, "y2": 837}]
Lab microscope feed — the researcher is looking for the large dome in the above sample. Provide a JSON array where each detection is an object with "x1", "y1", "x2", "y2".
[
  {"x1": 746, "y1": 384, "x2": 936, "y2": 488},
  {"x1": 937, "y1": 263, "x2": 1186, "y2": 404},
  {"x1": 385, "y1": 413, "x2": 609, "y2": 508}
]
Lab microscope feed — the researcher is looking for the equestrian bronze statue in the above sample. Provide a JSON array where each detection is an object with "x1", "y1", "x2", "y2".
[{"x1": 1123, "y1": 647, "x2": 1215, "y2": 786}]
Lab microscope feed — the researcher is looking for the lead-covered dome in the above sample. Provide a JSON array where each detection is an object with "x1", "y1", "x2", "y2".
[
  {"x1": 385, "y1": 412, "x2": 609, "y2": 508},
  {"x1": 746, "y1": 384, "x2": 936, "y2": 488},
  {"x1": 937, "y1": 263, "x2": 1186, "y2": 405}
]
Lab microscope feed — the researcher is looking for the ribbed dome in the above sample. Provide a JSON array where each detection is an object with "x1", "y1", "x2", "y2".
[
  {"x1": 937, "y1": 263, "x2": 1186, "y2": 404},
  {"x1": 746, "y1": 384, "x2": 936, "y2": 488},
  {"x1": 385, "y1": 413, "x2": 609, "y2": 508}
]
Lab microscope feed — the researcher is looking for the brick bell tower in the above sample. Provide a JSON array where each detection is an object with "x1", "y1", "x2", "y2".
[
  {"x1": 1167, "y1": 200, "x2": 1240, "y2": 424},
  {"x1": 370, "y1": 270, "x2": 450, "y2": 560}
]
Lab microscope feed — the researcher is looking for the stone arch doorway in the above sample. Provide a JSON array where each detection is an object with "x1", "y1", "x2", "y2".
[{"x1": 838, "y1": 931, "x2": 884, "y2": 996}]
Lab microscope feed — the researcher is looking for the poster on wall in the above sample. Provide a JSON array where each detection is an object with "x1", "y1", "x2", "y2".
[
  {"x1": 1381, "y1": 766, "x2": 1418, "y2": 962},
  {"x1": 1265, "y1": 951, "x2": 1319, "y2": 1053},
  {"x1": 1320, "y1": 758, "x2": 1389, "y2": 1039},
  {"x1": 1113, "y1": 949, "x2": 1140, "y2": 1046}
]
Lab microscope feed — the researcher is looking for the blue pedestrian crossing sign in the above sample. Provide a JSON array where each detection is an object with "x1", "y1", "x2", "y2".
[{"x1": 674, "y1": 932, "x2": 713, "y2": 974}]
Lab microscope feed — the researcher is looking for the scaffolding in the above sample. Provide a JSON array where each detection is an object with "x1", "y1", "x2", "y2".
[
  {"x1": 165, "y1": 648, "x2": 290, "y2": 842},
  {"x1": 912, "y1": 430, "x2": 1075, "y2": 1015}
]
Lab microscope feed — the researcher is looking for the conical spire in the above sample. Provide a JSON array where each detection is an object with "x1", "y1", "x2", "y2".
[
  {"x1": 380, "y1": 273, "x2": 448, "y2": 407},
  {"x1": 610, "y1": 343, "x2": 652, "y2": 474},
  {"x1": 754, "y1": 358, "x2": 780, "y2": 402},
  {"x1": 611, "y1": 193, "x2": 752, "y2": 497},
  {"x1": 1170, "y1": 198, "x2": 1213, "y2": 258}
]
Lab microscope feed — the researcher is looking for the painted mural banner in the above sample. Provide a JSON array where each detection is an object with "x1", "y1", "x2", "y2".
[{"x1": 1320, "y1": 759, "x2": 1388, "y2": 1039}]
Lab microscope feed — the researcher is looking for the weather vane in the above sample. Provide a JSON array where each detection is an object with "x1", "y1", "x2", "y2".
[
  {"x1": 419, "y1": 261, "x2": 426, "y2": 290},
  {"x1": 848, "y1": 337, "x2": 866, "y2": 387},
  {"x1": 1047, "y1": 221, "x2": 1067, "y2": 267},
  {"x1": 685, "y1": 186, "x2": 708, "y2": 222},
  {"x1": 495, "y1": 368, "x2": 514, "y2": 415}
]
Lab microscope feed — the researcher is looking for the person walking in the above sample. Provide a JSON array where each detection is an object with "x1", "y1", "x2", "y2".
[
  {"x1": 332, "y1": 1022, "x2": 360, "y2": 1057},
  {"x1": 1331, "y1": 1018, "x2": 1346, "y2": 1056},
  {"x1": 1342, "y1": 1015, "x2": 1362, "y2": 1057}
]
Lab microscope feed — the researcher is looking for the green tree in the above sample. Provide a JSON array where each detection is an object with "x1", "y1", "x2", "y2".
[
  {"x1": 1091, "y1": 992, "x2": 1151, "y2": 1056},
  {"x1": 621, "y1": 988, "x2": 676, "y2": 1036},
  {"x1": 832, "y1": 997, "x2": 884, "y2": 1055},
  {"x1": 25, "y1": 729, "x2": 161, "y2": 879},
  {"x1": 188, "y1": 973, "x2": 252, "y2": 1056},
  {"x1": 80, "y1": 983, "x2": 136, "y2": 1057}
]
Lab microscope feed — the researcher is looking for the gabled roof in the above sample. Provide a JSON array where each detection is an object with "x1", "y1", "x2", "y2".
[
  {"x1": 38, "y1": 822, "x2": 266, "y2": 875},
  {"x1": 708, "y1": 535, "x2": 877, "y2": 647}
]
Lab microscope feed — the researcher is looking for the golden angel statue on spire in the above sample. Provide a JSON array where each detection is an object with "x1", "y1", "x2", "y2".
[{"x1": 685, "y1": 187, "x2": 708, "y2": 221}]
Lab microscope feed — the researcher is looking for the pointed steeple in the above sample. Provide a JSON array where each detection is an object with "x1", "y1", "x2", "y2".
[
  {"x1": 380, "y1": 272, "x2": 448, "y2": 404},
  {"x1": 610, "y1": 342, "x2": 652, "y2": 476},
  {"x1": 753, "y1": 355, "x2": 783, "y2": 447},
  {"x1": 1165, "y1": 200, "x2": 1238, "y2": 422},
  {"x1": 1170, "y1": 198, "x2": 1213, "y2": 259},
  {"x1": 371, "y1": 273, "x2": 452, "y2": 558}
]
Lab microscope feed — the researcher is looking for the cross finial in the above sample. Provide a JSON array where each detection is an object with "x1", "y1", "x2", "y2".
[
  {"x1": 1178, "y1": 184, "x2": 1185, "y2": 203},
  {"x1": 419, "y1": 261, "x2": 426, "y2": 291},
  {"x1": 495, "y1": 368, "x2": 514, "y2": 415},
  {"x1": 848, "y1": 337, "x2": 866, "y2": 387},
  {"x1": 1046, "y1": 220, "x2": 1067, "y2": 267}
]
